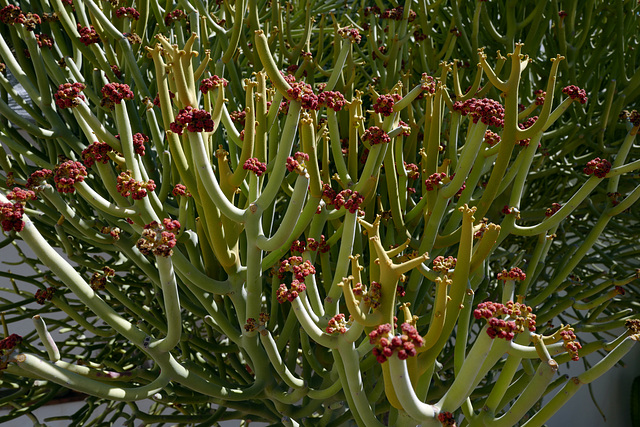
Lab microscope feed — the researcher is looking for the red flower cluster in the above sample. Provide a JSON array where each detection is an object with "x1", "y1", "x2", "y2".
[
  {"x1": 172, "y1": 184, "x2": 191, "y2": 197},
  {"x1": 334, "y1": 189, "x2": 364, "y2": 213},
  {"x1": 243, "y1": 158, "x2": 267, "y2": 177},
  {"x1": 0, "y1": 333, "x2": 22, "y2": 353},
  {"x1": 562, "y1": 85, "x2": 587, "y2": 104},
  {"x1": 164, "y1": 9, "x2": 186, "y2": 26},
  {"x1": 326, "y1": 313, "x2": 348, "y2": 334},
  {"x1": 424, "y1": 172, "x2": 447, "y2": 191},
  {"x1": 453, "y1": 98, "x2": 505, "y2": 127},
  {"x1": 26, "y1": 169, "x2": 53, "y2": 190},
  {"x1": 77, "y1": 24, "x2": 100, "y2": 46},
  {"x1": 381, "y1": 6, "x2": 416, "y2": 21},
  {"x1": 583, "y1": 157, "x2": 611, "y2": 178},
  {"x1": 115, "y1": 7, "x2": 140, "y2": 20},
  {"x1": 0, "y1": 5, "x2": 21, "y2": 24},
  {"x1": 620, "y1": 109, "x2": 640, "y2": 127},
  {"x1": 101, "y1": 83, "x2": 134, "y2": 106},
  {"x1": 90, "y1": 266, "x2": 115, "y2": 290},
  {"x1": 36, "y1": 34, "x2": 53, "y2": 49},
  {"x1": 369, "y1": 323, "x2": 424, "y2": 363},
  {"x1": 545, "y1": 202, "x2": 562, "y2": 217},
  {"x1": 373, "y1": 94, "x2": 401, "y2": 116},
  {"x1": 438, "y1": 411, "x2": 457, "y2": 427},
  {"x1": 200, "y1": 75, "x2": 228, "y2": 94},
  {"x1": 54, "y1": 83, "x2": 86, "y2": 109},
  {"x1": 352, "y1": 281, "x2": 383, "y2": 309},
  {"x1": 560, "y1": 328, "x2": 582, "y2": 361},
  {"x1": 286, "y1": 151, "x2": 310, "y2": 174},
  {"x1": 473, "y1": 300, "x2": 537, "y2": 341},
  {"x1": 337, "y1": 26, "x2": 361, "y2": 44},
  {"x1": 287, "y1": 81, "x2": 318, "y2": 110},
  {"x1": 484, "y1": 130, "x2": 501, "y2": 146},
  {"x1": 153, "y1": 90, "x2": 175, "y2": 107},
  {"x1": 290, "y1": 235, "x2": 330, "y2": 254},
  {"x1": 278, "y1": 256, "x2": 316, "y2": 281},
  {"x1": 276, "y1": 280, "x2": 307, "y2": 303},
  {"x1": 0, "y1": 202, "x2": 25, "y2": 232},
  {"x1": 518, "y1": 116, "x2": 538, "y2": 146},
  {"x1": 229, "y1": 109, "x2": 246, "y2": 126},
  {"x1": 34, "y1": 287, "x2": 55, "y2": 304},
  {"x1": 7, "y1": 187, "x2": 36, "y2": 202},
  {"x1": 82, "y1": 141, "x2": 113, "y2": 167},
  {"x1": 421, "y1": 73, "x2": 437, "y2": 94},
  {"x1": 534, "y1": 89, "x2": 546, "y2": 105},
  {"x1": 136, "y1": 219, "x2": 180, "y2": 257},
  {"x1": 432, "y1": 256, "x2": 457, "y2": 273},
  {"x1": 362, "y1": 126, "x2": 391, "y2": 145},
  {"x1": 404, "y1": 162, "x2": 420, "y2": 179},
  {"x1": 10, "y1": 9, "x2": 41, "y2": 31},
  {"x1": 54, "y1": 160, "x2": 87, "y2": 193},
  {"x1": 497, "y1": 267, "x2": 526, "y2": 281},
  {"x1": 116, "y1": 133, "x2": 147, "y2": 156},
  {"x1": 317, "y1": 90, "x2": 346, "y2": 112},
  {"x1": 116, "y1": 171, "x2": 156, "y2": 199},
  {"x1": 170, "y1": 107, "x2": 214, "y2": 135}
]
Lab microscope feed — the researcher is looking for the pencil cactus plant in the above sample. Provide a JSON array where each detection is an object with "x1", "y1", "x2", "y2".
[{"x1": 0, "y1": 0, "x2": 638, "y2": 425}]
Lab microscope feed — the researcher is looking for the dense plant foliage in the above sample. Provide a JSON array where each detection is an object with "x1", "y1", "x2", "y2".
[{"x1": 0, "y1": 0, "x2": 638, "y2": 425}]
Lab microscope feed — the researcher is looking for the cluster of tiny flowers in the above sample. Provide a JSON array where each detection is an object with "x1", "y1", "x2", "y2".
[
  {"x1": 136, "y1": 219, "x2": 180, "y2": 257},
  {"x1": 286, "y1": 151, "x2": 309, "y2": 174},
  {"x1": 100, "y1": 226, "x2": 121, "y2": 240},
  {"x1": 497, "y1": 267, "x2": 526, "y2": 281},
  {"x1": 534, "y1": 89, "x2": 546, "y2": 105},
  {"x1": 26, "y1": 169, "x2": 53, "y2": 190},
  {"x1": 424, "y1": 172, "x2": 447, "y2": 191},
  {"x1": 546, "y1": 203, "x2": 562, "y2": 217},
  {"x1": 164, "y1": 9, "x2": 186, "y2": 26},
  {"x1": 170, "y1": 107, "x2": 215, "y2": 135},
  {"x1": 432, "y1": 256, "x2": 457, "y2": 273},
  {"x1": 0, "y1": 202, "x2": 24, "y2": 232},
  {"x1": 583, "y1": 157, "x2": 611, "y2": 178},
  {"x1": 243, "y1": 158, "x2": 267, "y2": 177},
  {"x1": 172, "y1": 184, "x2": 191, "y2": 197},
  {"x1": 199, "y1": 75, "x2": 228, "y2": 94},
  {"x1": 352, "y1": 281, "x2": 383, "y2": 309},
  {"x1": 517, "y1": 116, "x2": 538, "y2": 146},
  {"x1": 54, "y1": 83, "x2": 86, "y2": 109},
  {"x1": 229, "y1": 109, "x2": 246, "y2": 126},
  {"x1": 276, "y1": 280, "x2": 307, "y2": 303},
  {"x1": 502, "y1": 205, "x2": 515, "y2": 215},
  {"x1": 373, "y1": 94, "x2": 402, "y2": 117},
  {"x1": 77, "y1": 24, "x2": 100, "y2": 45},
  {"x1": 333, "y1": 189, "x2": 364, "y2": 213},
  {"x1": 326, "y1": 313, "x2": 349, "y2": 334},
  {"x1": 625, "y1": 319, "x2": 640, "y2": 336},
  {"x1": 115, "y1": 133, "x2": 147, "y2": 156},
  {"x1": 453, "y1": 98, "x2": 505, "y2": 127},
  {"x1": 337, "y1": 26, "x2": 361, "y2": 43},
  {"x1": 369, "y1": 323, "x2": 424, "y2": 363},
  {"x1": 290, "y1": 235, "x2": 330, "y2": 254},
  {"x1": 438, "y1": 411, "x2": 457, "y2": 426},
  {"x1": 7, "y1": 187, "x2": 36, "y2": 202},
  {"x1": 116, "y1": 171, "x2": 156, "y2": 199},
  {"x1": 287, "y1": 81, "x2": 318, "y2": 110},
  {"x1": 562, "y1": 85, "x2": 587, "y2": 104},
  {"x1": 484, "y1": 130, "x2": 501, "y2": 146},
  {"x1": 115, "y1": 7, "x2": 140, "y2": 19},
  {"x1": 404, "y1": 162, "x2": 420, "y2": 179},
  {"x1": 0, "y1": 5, "x2": 41, "y2": 31},
  {"x1": 101, "y1": 83, "x2": 134, "y2": 106},
  {"x1": 36, "y1": 34, "x2": 53, "y2": 49},
  {"x1": 560, "y1": 328, "x2": 582, "y2": 361},
  {"x1": 82, "y1": 141, "x2": 112, "y2": 167},
  {"x1": 382, "y1": 6, "x2": 416, "y2": 21},
  {"x1": 474, "y1": 301, "x2": 536, "y2": 340},
  {"x1": 110, "y1": 64, "x2": 122, "y2": 79},
  {"x1": 0, "y1": 334, "x2": 22, "y2": 354},
  {"x1": 278, "y1": 256, "x2": 316, "y2": 281},
  {"x1": 34, "y1": 287, "x2": 56, "y2": 304},
  {"x1": 362, "y1": 126, "x2": 391, "y2": 145},
  {"x1": 54, "y1": 160, "x2": 87, "y2": 193},
  {"x1": 421, "y1": 73, "x2": 437, "y2": 94},
  {"x1": 90, "y1": 266, "x2": 115, "y2": 290},
  {"x1": 620, "y1": 109, "x2": 640, "y2": 127},
  {"x1": 317, "y1": 90, "x2": 346, "y2": 111}
]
